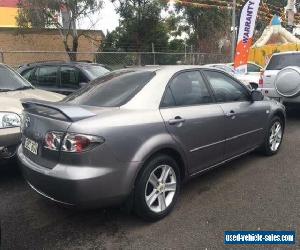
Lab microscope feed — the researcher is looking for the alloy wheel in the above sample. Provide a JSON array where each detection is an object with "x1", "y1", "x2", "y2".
[
  {"x1": 269, "y1": 121, "x2": 283, "y2": 152},
  {"x1": 145, "y1": 165, "x2": 177, "y2": 213}
]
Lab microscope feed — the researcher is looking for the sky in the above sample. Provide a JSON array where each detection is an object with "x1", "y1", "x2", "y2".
[{"x1": 79, "y1": 0, "x2": 120, "y2": 34}]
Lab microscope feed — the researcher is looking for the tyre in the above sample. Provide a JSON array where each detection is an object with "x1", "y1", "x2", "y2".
[
  {"x1": 133, "y1": 154, "x2": 180, "y2": 221},
  {"x1": 261, "y1": 116, "x2": 284, "y2": 156}
]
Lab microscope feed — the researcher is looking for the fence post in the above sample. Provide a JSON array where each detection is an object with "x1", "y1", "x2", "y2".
[
  {"x1": 152, "y1": 43, "x2": 156, "y2": 65},
  {"x1": 0, "y1": 49, "x2": 4, "y2": 63}
]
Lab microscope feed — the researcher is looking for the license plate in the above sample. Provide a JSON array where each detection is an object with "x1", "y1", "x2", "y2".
[{"x1": 24, "y1": 137, "x2": 39, "y2": 155}]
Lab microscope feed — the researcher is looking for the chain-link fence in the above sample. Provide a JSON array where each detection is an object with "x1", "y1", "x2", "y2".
[{"x1": 0, "y1": 51, "x2": 231, "y2": 69}]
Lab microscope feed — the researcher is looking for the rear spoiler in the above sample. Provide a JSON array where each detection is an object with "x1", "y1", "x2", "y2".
[{"x1": 22, "y1": 99, "x2": 96, "y2": 122}]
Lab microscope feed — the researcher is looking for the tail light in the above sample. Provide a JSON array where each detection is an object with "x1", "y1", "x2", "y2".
[
  {"x1": 45, "y1": 132, "x2": 64, "y2": 151},
  {"x1": 259, "y1": 70, "x2": 264, "y2": 87},
  {"x1": 61, "y1": 134, "x2": 104, "y2": 153},
  {"x1": 44, "y1": 132, "x2": 104, "y2": 153}
]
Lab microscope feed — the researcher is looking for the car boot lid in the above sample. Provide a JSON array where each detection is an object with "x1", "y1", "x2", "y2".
[{"x1": 22, "y1": 99, "x2": 96, "y2": 122}]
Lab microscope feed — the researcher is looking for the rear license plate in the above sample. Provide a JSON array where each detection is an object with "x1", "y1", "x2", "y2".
[{"x1": 24, "y1": 137, "x2": 39, "y2": 155}]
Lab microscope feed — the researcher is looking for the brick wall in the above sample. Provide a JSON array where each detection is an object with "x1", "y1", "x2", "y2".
[{"x1": 0, "y1": 28, "x2": 104, "y2": 67}]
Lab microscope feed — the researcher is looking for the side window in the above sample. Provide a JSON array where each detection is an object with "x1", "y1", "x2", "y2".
[
  {"x1": 161, "y1": 71, "x2": 213, "y2": 107},
  {"x1": 60, "y1": 66, "x2": 80, "y2": 88},
  {"x1": 21, "y1": 68, "x2": 34, "y2": 80},
  {"x1": 37, "y1": 66, "x2": 58, "y2": 86},
  {"x1": 204, "y1": 70, "x2": 250, "y2": 103},
  {"x1": 161, "y1": 87, "x2": 176, "y2": 107},
  {"x1": 248, "y1": 64, "x2": 261, "y2": 73}
]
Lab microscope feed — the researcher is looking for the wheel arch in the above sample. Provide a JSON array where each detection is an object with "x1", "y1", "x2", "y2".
[
  {"x1": 133, "y1": 146, "x2": 188, "y2": 189},
  {"x1": 272, "y1": 109, "x2": 286, "y2": 130}
]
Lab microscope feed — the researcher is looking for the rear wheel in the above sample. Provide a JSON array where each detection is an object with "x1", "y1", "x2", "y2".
[
  {"x1": 133, "y1": 154, "x2": 180, "y2": 221},
  {"x1": 261, "y1": 116, "x2": 283, "y2": 156}
]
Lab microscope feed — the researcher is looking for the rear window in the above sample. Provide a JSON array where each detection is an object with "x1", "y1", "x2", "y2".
[
  {"x1": 266, "y1": 54, "x2": 300, "y2": 70},
  {"x1": 82, "y1": 65, "x2": 111, "y2": 79},
  {"x1": 63, "y1": 70, "x2": 155, "y2": 107}
]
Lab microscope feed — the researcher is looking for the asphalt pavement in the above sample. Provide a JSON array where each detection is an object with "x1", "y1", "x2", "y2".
[{"x1": 0, "y1": 108, "x2": 300, "y2": 250}]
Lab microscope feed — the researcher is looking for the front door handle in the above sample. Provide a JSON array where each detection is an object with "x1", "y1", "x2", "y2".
[
  {"x1": 226, "y1": 110, "x2": 236, "y2": 119},
  {"x1": 168, "y1": 116, "x2": 185, "y2": 125}
]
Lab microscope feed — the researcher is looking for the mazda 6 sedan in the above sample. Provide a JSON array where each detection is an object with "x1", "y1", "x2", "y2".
[{"x1": 17, "y1": 66, "x2": 286, "y2": 221}]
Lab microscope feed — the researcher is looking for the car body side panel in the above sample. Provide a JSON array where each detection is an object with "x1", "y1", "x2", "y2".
[
  {"x1": 219, "y1": 101, "x2": 270, "y2": 158},
  {"x1": 160, "y1": 104, "x2": 226, "y2": 174},
  {"x1": 66, "y1": 108, "x2": 187, "y2": 170}
]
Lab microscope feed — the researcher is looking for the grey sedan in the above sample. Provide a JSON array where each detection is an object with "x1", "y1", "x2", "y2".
[{"x1": 17, "y1": 66, "x2": 285, "y2": 221}]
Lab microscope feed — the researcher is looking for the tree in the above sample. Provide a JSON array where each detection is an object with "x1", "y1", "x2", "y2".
[
  {"x1": 17, "y1": 0, "x2": 103, "y2": 61},
  {"x1": 108, "y1": 0, "x2": 169, "y2": 63},
  {"x1": 175, "y1": 4, "x2": 231, "y2": 54}
]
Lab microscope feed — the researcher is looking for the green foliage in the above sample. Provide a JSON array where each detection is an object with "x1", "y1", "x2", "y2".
[
  {"x1": 103, "y1": 0, "x2": 169, "y2": 52},
  {"x1": 17, "y1": 0, "x2": 102, "y2": 29},
  {"x1": 175, "y1": 4, "x2": 230, "y2": 53}
]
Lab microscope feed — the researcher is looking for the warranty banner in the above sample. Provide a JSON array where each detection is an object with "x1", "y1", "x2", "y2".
[{"x1": 234, "y1": 0, "x2": 261, "y2": 73}]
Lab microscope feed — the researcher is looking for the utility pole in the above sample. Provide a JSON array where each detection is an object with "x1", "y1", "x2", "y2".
[{"x1": 231, "y1": 0, "x2": 236, "y2": 62}]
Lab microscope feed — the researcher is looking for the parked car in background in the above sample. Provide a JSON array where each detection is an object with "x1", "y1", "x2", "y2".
[
  {"x1": 206, "y1": 63, "x2": 259, "y2": 89},
  {"x1": 205, "y1": 64, "x2": 236, "y2": 76},
  {"x1": 18, "y1": 66, "x2": 285, "y2": 221},
  {"x1": 228, "y1": 62, "x2": 262, "y2": 87},
  {"x1": 0, "y1": 64, "x2": 64, "y2": 163},
  {"x1": 259, "y1": 51, "x2": 300, "y2": 104},
  {"x1": 18, "y1": 61, "x2": 111, "y2": 95}
]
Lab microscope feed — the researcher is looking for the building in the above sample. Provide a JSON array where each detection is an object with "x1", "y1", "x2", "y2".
[
  {"x1": 0, "y1": 0, "x2": 104, "y2": 66},
  {"x1": 0, "y1": 0, "x2": 18, "y2": 27}
]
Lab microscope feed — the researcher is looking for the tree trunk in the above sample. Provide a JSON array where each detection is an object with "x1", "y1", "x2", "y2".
[{"x1": 69, "y1": 36, "x2": 78, "y2": 61}]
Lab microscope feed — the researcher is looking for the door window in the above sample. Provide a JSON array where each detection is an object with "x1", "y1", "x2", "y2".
[
  {"x1": 21, "y1": 68, "x2": 35, "y2": 80},
  {"x1": 37, "y1": 66, "x2": 58, "y2": 86},
  {"x1": 247, "y1": 63, "x2": 261, "y2": 73},
  {"x1": 204, "y1": 70, "x2": 250, "y2": 103},
  {"x1": 60, "y1": 66, "x2": 80, "y2": 89},
  {"x1": 161, "y1": 71, "x2": 213, "y2": 107}
]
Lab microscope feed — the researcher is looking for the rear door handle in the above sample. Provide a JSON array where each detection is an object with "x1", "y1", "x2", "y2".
[
  {"x1": 225, "y1": 110, "x2": 236, "y2": 119},
  {"x1": 168, "y1": 116, "x2": 185, "y2": 125}
]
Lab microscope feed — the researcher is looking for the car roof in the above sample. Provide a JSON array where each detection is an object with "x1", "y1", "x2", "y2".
[
  {"x1": 272, "y1": 51, "x2": 300, "y2": 56},
  {"x1": 19, "y1": 61, "x2": 108, "y2": 69},
  {"x1": 114, "y1": 65, "x2": 232, "y2": 76}
]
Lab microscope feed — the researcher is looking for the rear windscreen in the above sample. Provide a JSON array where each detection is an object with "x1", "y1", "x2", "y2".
[
  {"x1": 266, "y1": 54, "x2": 300, "y2": 70},
  {"x1": 63, "y1": 70, "x2": 156, "y2": 107}
]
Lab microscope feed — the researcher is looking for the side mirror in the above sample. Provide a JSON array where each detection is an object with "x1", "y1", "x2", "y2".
[
  {"x1": 251, "y1": 90, "x2": 264, "y2": 102},
  {"x1": 249, "y1": 82, "x2": 259, "y2": 90},
  {"x1": 79, "y1": 82, "x2": 88, "y2": 88}
]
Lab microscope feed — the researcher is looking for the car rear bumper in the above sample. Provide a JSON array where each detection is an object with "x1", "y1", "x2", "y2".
[
  {"x1": 17, "y1": 146, "x2": 141, "y2": 207},
  {"x1": 0, "y1": 127, "x2": 20, "y2": 159}
]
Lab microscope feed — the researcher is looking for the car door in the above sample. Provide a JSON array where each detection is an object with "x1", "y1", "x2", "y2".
[
  {"x1": 203, "y1": 70, "x2": 269, "y2": 159},
  {"x1": 160, "y1": 70, "x2": 226, "y2": 174},
  {"x1": 34, "y1": 66, "x2": 59, "y2": 93}
]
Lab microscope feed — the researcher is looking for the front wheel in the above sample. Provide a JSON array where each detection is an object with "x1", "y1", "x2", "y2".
[
  {"x1": 133, "y1": 154, "x2": 180, "y2": 221},
  {"x1": 261, "y1": 116, "x2": 284, "y2": 156}
]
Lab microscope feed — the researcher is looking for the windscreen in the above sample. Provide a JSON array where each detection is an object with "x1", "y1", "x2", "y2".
[
  {"x1": 266, "y1": 54, "x2": 300, "y2": 70},
  {"x1": 0, "y1": 65, "x2": 32, "y2": 91},
  {"x1": 63, "y1": 70, "x2": 156, "y2": 107}
]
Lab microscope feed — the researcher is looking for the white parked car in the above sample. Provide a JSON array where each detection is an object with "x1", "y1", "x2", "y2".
[
  {"x1": 259, "y1": 51, "x2": 300, "y2": 103},
  {"x1": 0, "y1": 64, "x2": 64, "y2": 162},
  {"x1": 206, "y1": 63, "x2": 262, "y2": 89}
]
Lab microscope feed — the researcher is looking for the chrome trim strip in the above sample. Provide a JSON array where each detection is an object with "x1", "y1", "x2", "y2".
[
  {"x1": 27, "y1": 181, "x2": 74, "y2": 206},
  {"x1": 190, "y1": 146, "x2": 258, "y2": 177},
  {"x1": 190, "y1": 128, "x2": 263, "y2": 153},
  {"x1": 226, "y1": 128, "x2": 263, "y2": 142},
  {"x1": 190, "y1": 139, "x2": 226, "y2": 152}
]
